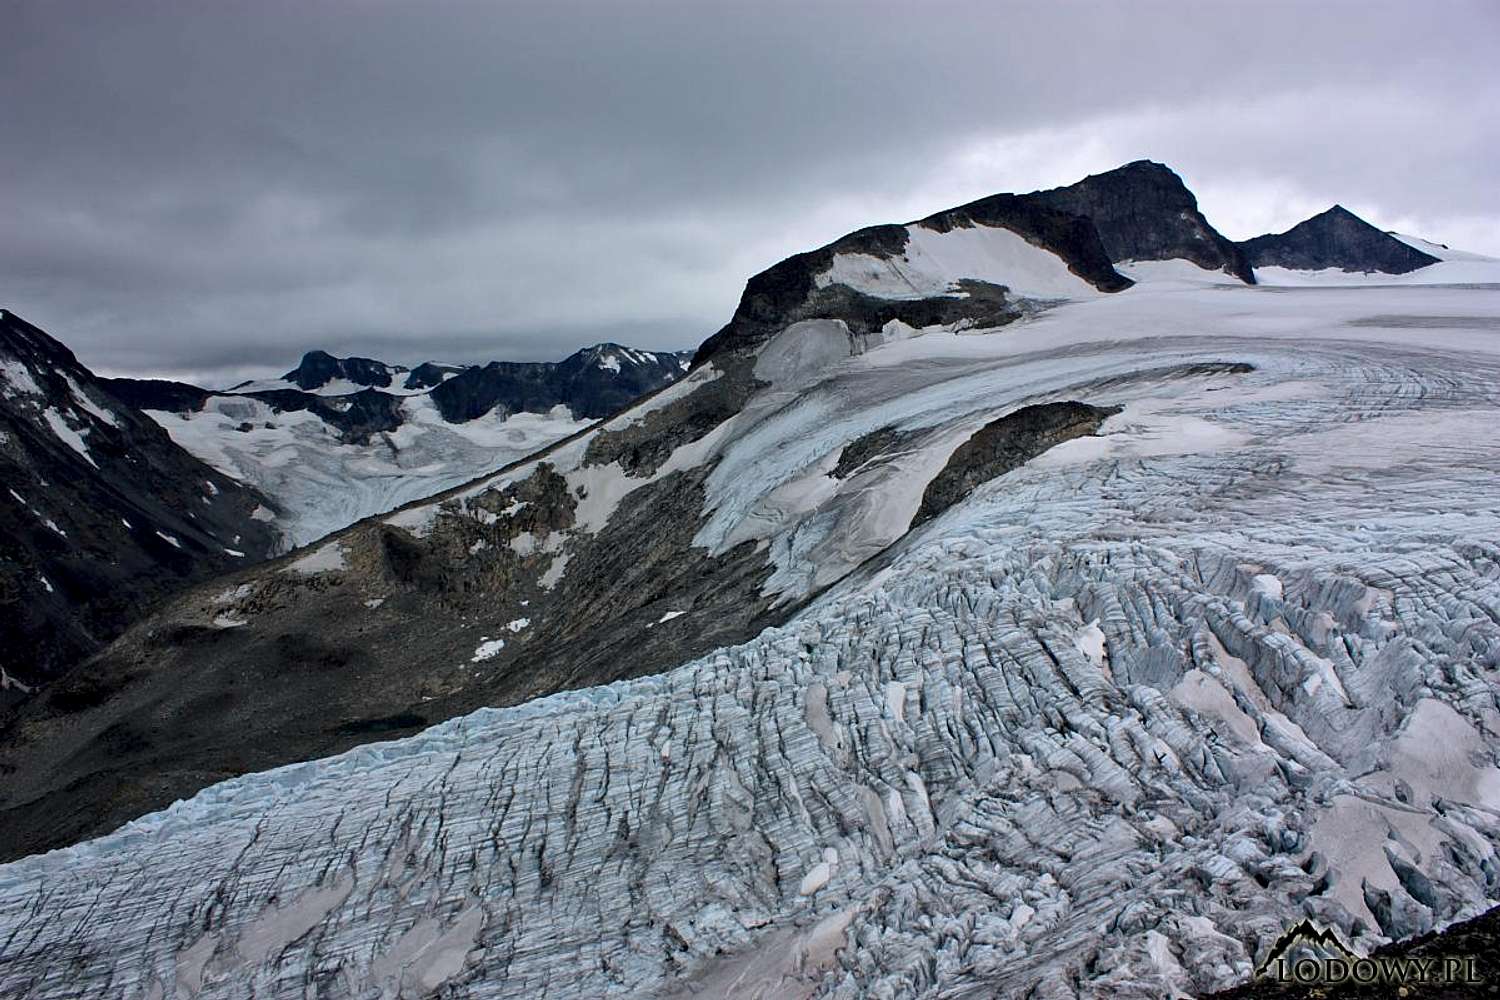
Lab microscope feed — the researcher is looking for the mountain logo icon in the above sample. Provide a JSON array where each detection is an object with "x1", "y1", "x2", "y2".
[
  {"x1": 1255, "y1": 918, "x2": 1362, "y2": 979},
  {"x1": 1255, "y1": 918, "x2": 1483, "y2": 987}
]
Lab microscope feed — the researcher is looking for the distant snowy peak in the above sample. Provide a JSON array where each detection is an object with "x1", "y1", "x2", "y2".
[
  {"x1": 572, "y1": 343, "x2": 691, "y2": 375},
  {"x1": 245, "y1": 346, "x2": 692, "y2": 400},
  {"x1": 1238, "y1": 205, "x2": 1441, "y2": 274},
  {"x1": 421, "y1": 344, "x2": 692, "y2": 424}
]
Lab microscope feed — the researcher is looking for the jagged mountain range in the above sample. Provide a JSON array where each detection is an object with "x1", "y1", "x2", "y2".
[
  {"x1": 105, "y1": 343, "x2": 692, "y2": 547},
  {"x1": 1, "y1": 160, "x2": 1497, "y2": 998}
]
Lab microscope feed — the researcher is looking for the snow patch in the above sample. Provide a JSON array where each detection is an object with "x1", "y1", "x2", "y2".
[
  {"x1": 0, "y1": 358, "x2": 43, "y2": 397},
  {"x1": 1073, "y1": 620, "x2": 1107, "y2": 668},
  {"x1": 63, "y1": 375, "x2": 119, "y2": 427},
  {"x1": 817, "y1": 223, "x2": 1102, "y2": 302},
  {"x1": 285, "y1": 542, "x2": 347, "y2": 575},
  {"x1": 42, "y1": 408, "x2": 97, "y2": 467},
  {"x1": 470, "y1": 638, "x2": 505, "y2": 663}
]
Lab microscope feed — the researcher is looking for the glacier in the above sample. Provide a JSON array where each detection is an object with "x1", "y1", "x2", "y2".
[
  {"x1": 145, "y1": 395, "x2": 593, "y2": 549},
  {"x1": 3, "y1": 262, "x2": 1500, "y2": 997}
]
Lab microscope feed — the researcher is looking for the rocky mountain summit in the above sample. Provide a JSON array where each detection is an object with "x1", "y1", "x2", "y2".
[
  {"x1": 0, "y1": 310, "x2": 281, "y2": 699},
  {"x1": 1238, "y1": 204, "x2": 1442, "y2": 274},
  {"x1": 1028, "y1": 159, "x2": 1257, "y2": 282},
  {"x1": 277, "y1": 350, "x2": 407, "y2": 392},
  {"x1": 0, "y1": 162, "x2": 1495, "y2": 999}
]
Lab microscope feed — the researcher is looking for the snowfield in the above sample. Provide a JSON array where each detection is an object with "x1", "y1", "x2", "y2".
[
  {"x1": 148, "y1": 396, "x2": 592, "y2": 548},
  {"x1": 3, "y1": 264, "x2": 1500, "y2": 998},
  {"x1": 817, "y1": 222, "x2": 1107, "y2": 301}
]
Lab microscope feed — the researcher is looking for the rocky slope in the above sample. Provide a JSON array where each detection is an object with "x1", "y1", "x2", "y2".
[
  {"x1": 0, "y1": 310, "x2": 281, "y2": 699},
  {"x1": 108, "y1": 343, "x2": 691, "y2": 546},
  {"x1": 1238, "y1": 205, "x2": 1442, "y2": 275}
]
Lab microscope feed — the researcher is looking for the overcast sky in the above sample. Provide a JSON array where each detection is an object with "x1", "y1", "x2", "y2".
[{"x1": 4, "y1": 1, "x2": 1497, "y2": 386}]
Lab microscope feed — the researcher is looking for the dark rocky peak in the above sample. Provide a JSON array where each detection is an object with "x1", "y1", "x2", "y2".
[
  {"x1": 1026, "y1": 160, "x2": 1256, "y2": 283},
  {"x1": 1237, "y1": 204, "x2": 1441, "y2": 274},
  {"x1": 0, "y1": 308, "x2": 84, "y2": 370},
  {"x1": 403, "y1": 361, "x2": 469, "y2": 390},
  {"x1": 555, "y1": 344, "x2": 693, "y2": 417},
  {"x1": 283, "y1": 350, "x2": 405, "y2": 391},
  {"x1": 2, "y1": 310, "x2": 129, "y2": 432},
  {"x1": 427, "y1": 360, "x2": 562, "y2": 423},
  {"x1": 426, "y1": 345, "x2": 692, "y2": 425},
  {"x1": 561, "y1": 343, "x2": 684, "y2": 376}
]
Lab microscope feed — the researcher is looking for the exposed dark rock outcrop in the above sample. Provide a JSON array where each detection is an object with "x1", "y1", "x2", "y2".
[
  {"x1": 283, "y1": 350, "x2": 402, "y2": 390},
  {"x1": 242, "y1": 387, "x2": 405, "y2": 445},
  {"x1": 99, "y1": 377, "x2": 211, "y2": 413},
  {"x1": 0, "y1": 310, "x2": 282, "y2": 697},
  {"x1": 832, "y1": 425, "x2": 925, "y2": 479},
  {"x1": 583, "y1": 355, "x2": 763, "y2": 477},
  {"x1": 911, "y1": 401, "x2": 1119, "y2": 527},
  {"x1": 429, "y1": 345, "x2": 691, "y2": 423},
  {"x1": 1237, "y1": 205, "x2": 1441, "y2": 274},
  {"x1": 403, "y1": 361, "x2": 465, "y2": 390},
  {"x1": 1028, "y1": 160, "x2": 1257, "y2": 283}
]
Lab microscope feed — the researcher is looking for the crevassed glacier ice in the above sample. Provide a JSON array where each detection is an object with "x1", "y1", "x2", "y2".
[{"x1": 2, "y1": 274, "x2": 1500, "y2": 998}]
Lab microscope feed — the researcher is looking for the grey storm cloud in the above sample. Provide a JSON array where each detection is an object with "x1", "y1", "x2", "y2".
[{"x1": 3, "y1": 0, "x2": 1497, "y2": 385}]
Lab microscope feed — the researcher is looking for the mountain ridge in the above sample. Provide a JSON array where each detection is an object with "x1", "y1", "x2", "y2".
[{"x1": 0, "y1": 309, "x2": 282, "y2": 697}]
